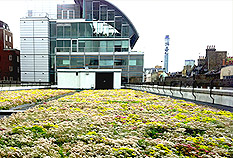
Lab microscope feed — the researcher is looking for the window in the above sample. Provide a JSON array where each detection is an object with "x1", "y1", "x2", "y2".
[
  {"x1": 129, "y1": 57, "x2": 143, "y2": 66},
  {"x1": 79, "y1": 23, "x2": 85, "y2": 37},
  {"x1": 71, "y1": 23, "x2": 78, "y2": 38},
  {"x1": 107, "y1": 41, "x2": 114, "y2": 52},
  {"x1": 62, "y1": 10, "x2": 67, "y2": 19},
  {"x1": 100, "y1": 56, "x2": 113, "y2": 68},
  {"x1": 114, "y1": 41, "x2": 122, "y2": 52},
  {"x1": 6, "y1": 35, "x2": 8, "y2": 41},
  {"x1": 122, "y1": 40, "x2": 129, "y2": 52},
  {"x1": 129, "y1": 60, "x2": 137, "y2": 66},
  {"x1": 72, "y1": 40, "x2": 77, "y2": 52},
  {"x1": 85, "y1": 41, "x2": 93, "y2": 52},
  {"x1": 64, "y1": 25, "x2": 71, "y2": 38},
  {"x1": 71, "y1": 56, "x2": 84, "y2": 68},
  {"x1": 56, "y1": 40, "x2": 71, "y2": 52},
  {"x1": 86, "y1": 23, "x2": 93, "y2": 37},
  {"x1": 9, "y1": 36, "x2": 11, "y2": 42},
  {"x1": 17, "y1": 67, "x2": 20, "y2": 73},
  {"x1": 122, "y1": 24, "x2": 129, "y2": 37},
  {"x1": 57, "y1": 25, "x2": 64, "y2": 38},
  {"x1": 99, "y1": 60, "x2": 114, "y2": 66},
  {"x1": 108, "y1": 10, "x2": 115, "y2": 21},
  {"x1": 63, "y1": 60, "x2": 70, "y2": 65},
  {"x1": 9, "y1": 66, "x2": 13, "y2": 72},
  {"x1": 69, "y1": 10, "x2": 74, "y2": 19},
  {"x1": 100, "y1": 5, "x2": 107, "y2": 21},
  {"x1": 86, "y1": 1, "x2": 93, "y2": 20},
  {"x1": 17, "y1": 56, "x2": 19, "y2": 62},
  {"x1": 50, "y1": 23, "x2": 57, "y2": 38},
  {"x1": 100, "y1": 41, "x2": 107, "y2": 52},
  {"x1": 93, "y1": 1, "x2": 100, "y2": 20},
  {"x1": 9, "y1": 55, "x2": 12, "y2": 61},
  {"x1": 10, "y1": 77, "x2": 13, "y2": 81},
  {"x1": 78, "y1": 41, "x2": 85, "y2": 52},
  {"x1": 85, "y1": 56, "x2": 99, "y2": 66},
  {"x1": 93, "y1": 41, "x2": 100, "y2": 52},
  {"x1": 115, "y1": 16, "x2": 122, "y2": 36},
  {"x1": 56, "y1": 56, "x2": 70, "y2": 68}
]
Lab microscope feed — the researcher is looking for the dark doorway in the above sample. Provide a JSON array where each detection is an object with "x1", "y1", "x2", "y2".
[{"x1": 96, "y1": 72, "x2": 114, "y2": 89}]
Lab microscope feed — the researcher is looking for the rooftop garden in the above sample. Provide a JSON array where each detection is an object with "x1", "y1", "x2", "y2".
[{"x1": 0, "y1": 89, "x2": 232, "y2": 157}]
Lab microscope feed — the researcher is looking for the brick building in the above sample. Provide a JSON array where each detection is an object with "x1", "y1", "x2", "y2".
[
  {"x1": 0, "y1": 20, "x2": 20, "y2": 81},
  {"x1": 205, "y1": 45, "x2": 227, "y2": 71}
]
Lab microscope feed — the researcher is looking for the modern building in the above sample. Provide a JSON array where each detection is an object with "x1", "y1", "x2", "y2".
[
  {"x1": 185, "y1": 60, "x2": 195, "y2": 67},
  {"x1": 20, "y1": 0, "x2": 144, "y2": 85},
  {"x1": 0, "y1": 20, "x2": 20, "y2": 81}
]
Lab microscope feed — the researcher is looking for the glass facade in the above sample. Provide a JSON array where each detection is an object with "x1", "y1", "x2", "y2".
[
  {"x1": 55, "y1": 54, "x2": 143, "y2": 83},
  {"x1": 51, "y1": 1, "x2": 143, "y2": 83}
]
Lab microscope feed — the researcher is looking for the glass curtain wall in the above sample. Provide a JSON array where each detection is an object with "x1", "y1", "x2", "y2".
[
  {"x1": 56, "y1": 21, "x2": 130, "y2": 38},
  {"x1": 55, "y1": 54, "x2": 143, "y2": 83}
]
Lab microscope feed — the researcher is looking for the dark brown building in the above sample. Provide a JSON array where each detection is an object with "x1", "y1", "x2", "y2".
[
  {"x1": 205, "y1": 45, "x2": 227, "y2": 71},
  {"x1": 0, "y1": 20, "x2": 20, "y2": 81}
]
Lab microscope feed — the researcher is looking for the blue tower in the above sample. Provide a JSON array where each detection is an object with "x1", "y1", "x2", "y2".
[{"x1": 164, "y1": 35, "x2": 170, "y2": 73}]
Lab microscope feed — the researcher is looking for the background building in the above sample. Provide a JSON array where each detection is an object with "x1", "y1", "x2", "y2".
[
  {"x1": 185, "y1": 60, "x2": 195, "y2": 67},
  {"x1": 20, "y1": 0, "x2": 144, "y2": 84},
  {"x1": 224, "y1": 57, "x2": 233, "y2": 66},
  {"x1": 205, "y1": 45, "x2": 227, "y2": 71},
  {"x1": 0, "y1": 20, "x2": 20, "y2": 81},
  {"x1": 144, "y1": 66, "x2": 164, "y2": 83}
]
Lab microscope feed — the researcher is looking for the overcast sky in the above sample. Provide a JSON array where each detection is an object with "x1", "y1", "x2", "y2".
[{"x1": 0, "y1": 0, "x2": 232, "y2": 72}]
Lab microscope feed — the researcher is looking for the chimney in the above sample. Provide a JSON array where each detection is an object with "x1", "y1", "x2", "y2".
[{"x1": 222, "y1": 59, "x2": 226, "y2": 66}]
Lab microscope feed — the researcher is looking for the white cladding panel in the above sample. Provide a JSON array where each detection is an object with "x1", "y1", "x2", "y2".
[
  {"x1": 21, "y1": 48, "x2": 34, "y2": 54},
  {"x1": 35, "y1": 72, "x2": 49, "y2": 82},
  {"x1": 20, "y1": 21, "x2": 33, "y2": 37},
  {"x1": 114, "y1": 72, "x2": 121, "y2": 89},
  {"x1": 57, "y1": 69, "x2": 122, "y2": 89},
  {"x1": 34, "y1": 21, "x2": 49, "y2": 37},
  {"x1": 20, "y1": 18, "x2": 50, "y2": 82},
  {"x1": 57, "y1": 72, "x2": 78, "y2": 89},
  {"x1": 21, "y1": 72, "x2": 35, "y2": 82}
]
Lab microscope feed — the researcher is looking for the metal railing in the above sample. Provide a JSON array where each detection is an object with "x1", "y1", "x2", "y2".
[
  {"x1": 125, "y1": 78, "x2": 233, "y2": 89},
  {"x1": 0, "y1": 81, "x2": 53, "y2": 87}
]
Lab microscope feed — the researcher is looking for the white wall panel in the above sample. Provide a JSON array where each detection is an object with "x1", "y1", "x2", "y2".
[
  {"x1": 35, "y1": 72, "x2": 49, "y2": 82},
  {"x1": 20, "y1": 48, "x2": 34, "y2": 54},
  {"x1": 21, "y1": 66, "x2": 35, "y2": 71},
  {"x1": 21, "y1": 72, "x2": 35, "y2": 82},
  {"x1": 20, "y1": 18, "x2": 50, "y2": 82},
  {"x1": 20, "y1": 21, "x2": 33, "y2": 37}
]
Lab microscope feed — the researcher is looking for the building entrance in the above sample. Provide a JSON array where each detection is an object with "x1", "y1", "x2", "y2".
[{"x1": 96, "y1": 72, "x2": 113, "y2": 89}]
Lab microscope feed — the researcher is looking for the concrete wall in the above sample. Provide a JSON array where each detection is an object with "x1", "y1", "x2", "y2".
[{"x1": 125, "y1": 84, "x2": 233, "y2": 107}]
